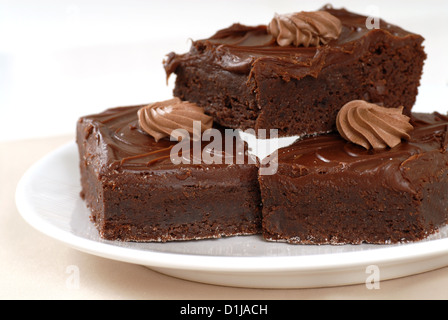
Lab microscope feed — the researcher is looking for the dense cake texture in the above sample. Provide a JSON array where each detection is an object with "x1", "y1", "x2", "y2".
[
  {"x1": 164, "y1": 6, "x2": 426, "y2": 137},
  {"x1": 259, "y1": 112, "x2": 448, "y2": 244},
  {"x1": 76, "y1": 105, "x2": 262, "y2": 242}
]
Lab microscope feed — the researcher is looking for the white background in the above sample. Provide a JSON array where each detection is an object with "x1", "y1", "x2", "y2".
[{"x1": 1, "y1": 0, "x2": 447, "y2": 141}]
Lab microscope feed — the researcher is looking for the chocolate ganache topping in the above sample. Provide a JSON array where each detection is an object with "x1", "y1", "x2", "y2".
[
  {"x1": 336, "y1": 100, "x2": 414, "y2": 150},
  {"x1": 138, "y1": 98, "x2": 213, "y2": 142},
  {"x1": 267, "y1": 11, "x2": 342, "y2": 47}
]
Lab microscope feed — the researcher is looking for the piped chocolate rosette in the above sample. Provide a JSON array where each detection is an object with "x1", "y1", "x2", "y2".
[
  {"x1": 336, "y1": 100, "x2": 414, "y2": 150},
  {"x1": 267, "y1": 10, "x2": 342, "y2": 47},
  {"x1": 137, "y1": 97, "x2": 213, "y2": 142}
]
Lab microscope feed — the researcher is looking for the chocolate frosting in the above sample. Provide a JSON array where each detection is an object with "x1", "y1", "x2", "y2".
[
  {"x1": 270, "y1": 112, "x2": 448, "y2": 194},
  {"x1": 138, "y1": 98, "x2": 213, "y2": 142},
  {"x1": 267, "y1": 11, "x2": 342, "y2": 47},
  {"x1": 80, "y1": 105, "x2": 253, "y2": 172},
  {"x1": 336, "y1": 100, "x2": 414, "y2": 149},
  {"x1": 164, "y1": 6, "x2": 423, "y2": 81}
]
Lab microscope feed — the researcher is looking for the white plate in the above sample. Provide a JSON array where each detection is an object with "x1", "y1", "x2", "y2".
[{"x1": 16, "y1": 142, "x2": 448, "y2": 288}]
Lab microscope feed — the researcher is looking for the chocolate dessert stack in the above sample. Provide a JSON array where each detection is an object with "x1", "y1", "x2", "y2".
[
  {"x1": 165, "y1": 6, "x2": 426, "y2": 138},
  {"x1": 77, "y1": 5, "x2": 448, "y2": 245}
]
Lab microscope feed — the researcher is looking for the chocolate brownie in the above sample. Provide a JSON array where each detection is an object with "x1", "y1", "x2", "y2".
[
  {"x1": 164, "y1": 6, "x2": 426, "y2": 137},
  {"x1": 76, "y1": 105, "x2": 261, "y2": 242},
  {"x1": 259, "y1": 112, "x2": 448, "y2": 244}
]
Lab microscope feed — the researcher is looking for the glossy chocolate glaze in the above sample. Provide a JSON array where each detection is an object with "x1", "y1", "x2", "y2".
[
  {"x1": 80, "y1": 105, "x2": 253, "y2": 172},
  {"x1": 164, "y1": 6, "x2": 423, "y2": 79},
  {"x1": 272, "y1": 112, "x2": 448, "y2": 193}
]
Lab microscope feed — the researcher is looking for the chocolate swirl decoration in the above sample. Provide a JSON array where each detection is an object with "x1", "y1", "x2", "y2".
[
  {"x1": 336, "y1": 100, "x2": 414, "y2": 150},
  {"x1": 267, "y1": 11, "x2": 342, "y2": 47},
  {"x1": 137, "y1": 98, "x2": 213, "y2": 142}
]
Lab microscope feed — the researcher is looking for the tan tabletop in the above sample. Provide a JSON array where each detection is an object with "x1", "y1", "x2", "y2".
[{"x1": 2, "y1": 134, "x2": 448, "y2": 300}]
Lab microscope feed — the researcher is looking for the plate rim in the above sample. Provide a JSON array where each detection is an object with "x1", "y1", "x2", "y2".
[{"x1": 15, "y1": 141, "x2": 448, "y2": 274}]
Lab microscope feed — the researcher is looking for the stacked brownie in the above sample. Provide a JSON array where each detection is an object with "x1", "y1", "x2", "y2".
[
  {"x1": 77, "y1": 6, "x2": 448, "y2": 245},
  {"x1": 165, "y1": 6, "x2": 426, "y2": 138}
]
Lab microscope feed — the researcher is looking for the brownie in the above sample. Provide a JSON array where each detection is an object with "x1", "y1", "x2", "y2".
[
  {"x1": 164, "y1": 6, "x2": 426, "y2": 137},
  {"x1": 258, "y1": 112, "x2": 448, "y2": 244},
  {"x1": 76, "y1": 105, "x2": 261, "y2": 242}
]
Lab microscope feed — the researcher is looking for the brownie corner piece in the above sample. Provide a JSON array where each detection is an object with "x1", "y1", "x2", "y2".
[
  {"x1": 76, "y1": 105, "x2": 262, "y2": 242},
  {"x1": 258, "y1": 113, "x2": 448, "y2": 245}
]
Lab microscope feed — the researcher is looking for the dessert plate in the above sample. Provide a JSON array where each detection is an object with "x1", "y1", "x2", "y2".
[{"x1": 16, "y1": 142, "x2": 448, "y2": 288}]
